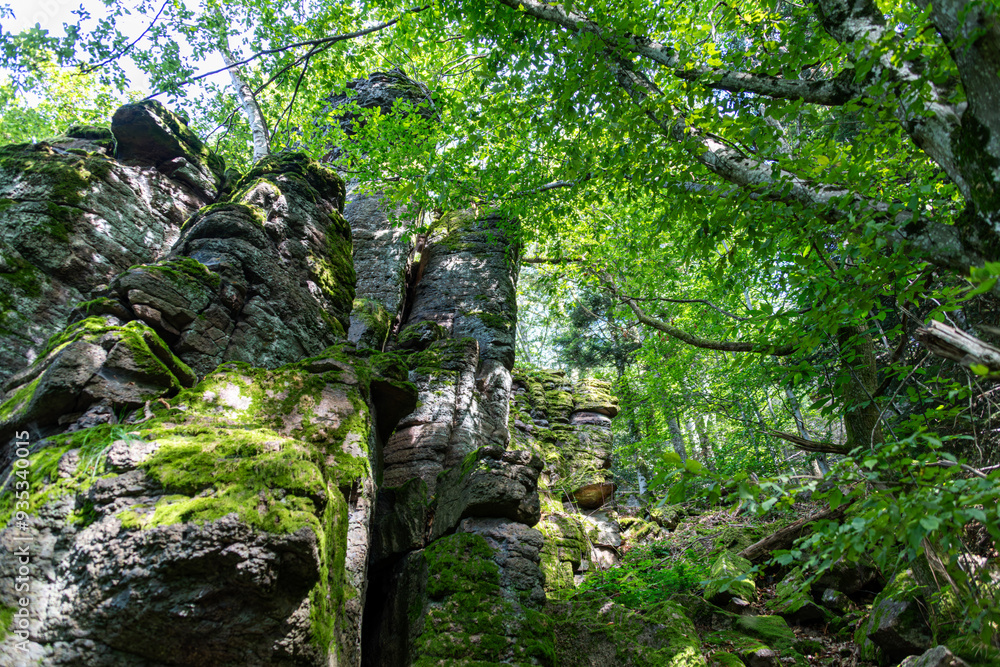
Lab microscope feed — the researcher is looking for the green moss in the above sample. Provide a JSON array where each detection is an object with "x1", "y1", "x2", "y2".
[
  {"x1": 0, "y1": 603, "x2": 13, "y2": 640},
  {"x1": 33, "y1": 317, "x2": 194, "y2": 389},
  {"x1": 703, "y1": 552, "x2": 755, "y2": 603},
  {"x1": 397, "y1": 320, "x2": 449, "y2": 350},
  {"x1": 231, "y1": 152, "x2": 345, "y2": 209},
  {"x1": 548, "y1": 594, "x2": 705, "y2": 666},
  {"x1": 706, "y1": 652, "x2": 743, "y2": 667},
  {"x1": 414, "y1": 533, "x2": 556, "y2": 666},
  {"x1": 0, "y1": 423, "x2": 130, "y2": 527},
  {"x1": 351, "y1": 298, "x2": 393, "y2": 349},
  {"x1": 179, "y1": 201, "x2": 266, "y2": 232},
  {"x1": 0, "y1": 376, "x2": 40, "y2": 422},
  {"x1": 0, "y1": 142, "x2": 114, "y2": 208},
  {"x1": 465, "y1": 310, "x2": 511, "y2": 331}
]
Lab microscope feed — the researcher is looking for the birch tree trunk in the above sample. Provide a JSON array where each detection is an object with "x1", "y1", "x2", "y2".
[
  {"x1": 692, "y1": 415, "x2": 716, "y2": 471},
  {"x1": 219, "y1": 34, "x2": 270, "y2": 162}
]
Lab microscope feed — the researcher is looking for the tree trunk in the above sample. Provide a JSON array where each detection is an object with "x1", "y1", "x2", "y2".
[
  {"x1": 838, "y1": 326, "x2": 883, "y2": 450},
  {"x1": 692, "y1": 415, "x2": 716, "y2": 471},
  {"x1": 220, "y1": 36, "x2": 270, "y2": 162},
  {"x1": 666, "y1": 408, "x2": 687, "y2": 463},
  {"x1": 785, "y1": 386, "x2": 829, "y2": 476}
]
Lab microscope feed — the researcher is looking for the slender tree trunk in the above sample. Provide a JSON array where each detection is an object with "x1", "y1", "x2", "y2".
[
  {"x1": 784, "y1": 386, "x2": 829, "y2": 475},
  {"x1": 635, "y1": 452, "x2": 648, "y2": 495},
  {"x1": 220, "y1": 34, "x2": 270, "y2": 162},
  {"x1": 667, "y1": 408, "x2": 687, "y2": 463},
  {"x1": 692, "y1": 415, "x2": 716, "y2": 471}
]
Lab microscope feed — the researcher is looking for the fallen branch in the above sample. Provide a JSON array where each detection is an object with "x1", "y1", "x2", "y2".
[
  {"x1": 915, "y1": 319, "x2": 1000, "y2": 379},
  {"x1": 739, "y1": 506, "x2": 847, "y2": 562}
]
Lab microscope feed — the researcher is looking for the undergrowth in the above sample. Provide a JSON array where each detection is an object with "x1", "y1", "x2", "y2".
[{"x1": 577, "y1": 545, "x2": 711, "y2": 608}]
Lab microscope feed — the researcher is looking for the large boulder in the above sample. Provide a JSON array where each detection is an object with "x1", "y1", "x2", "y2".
[
  {"x1": 704, "y1": 552, "x2": 756, "y2": 606},
  {"x1": 854, "y1": 569, "x2": 933, "y2": 663},
  {"x1": 0, "y1": 347, "x2": 416, "y2": 666},
  {"x1": 899, "y1": 646, "x2": 970, "y2": 667}
]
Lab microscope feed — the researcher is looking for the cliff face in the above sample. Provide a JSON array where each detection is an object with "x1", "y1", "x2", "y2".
[{"x1": 0, "y1": 82, "x2": 628, "y2": 666}]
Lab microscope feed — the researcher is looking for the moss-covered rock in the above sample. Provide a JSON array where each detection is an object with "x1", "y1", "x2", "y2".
[
  {"x1": 0, "y1": 316, "x2": 195, "y2": 441},
  {"x1": 855, "y1": 569, "x2": 933, "y2": 664},
  {"x1": 704, "y1": 552, "x2": 756, "y2": 605},
  {"x1": 0, "y1": 102, "x2": 221, "y2": 383},
  {"x1": 412, "y1": 528, "x2": 555, "y2": 666},
  {"x1": 548, "y1": 594, "x2": 705, "y2": 666},
  {"x1": 0, "y1": 344, "x2": 415, "y2": 664}
]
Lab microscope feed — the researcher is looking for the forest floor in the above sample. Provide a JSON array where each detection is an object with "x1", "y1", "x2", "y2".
[{"x1": 579, "y1": 501, "x2": 878, "y2": 666}]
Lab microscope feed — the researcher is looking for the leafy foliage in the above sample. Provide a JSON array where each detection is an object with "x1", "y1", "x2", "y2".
[{"x1": 578, "y1": 545, "x2": 711, "y2": 609}]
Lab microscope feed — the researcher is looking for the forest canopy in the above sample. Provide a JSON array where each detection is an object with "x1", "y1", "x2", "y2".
[{"x1": 3, "y1": 0, "x2": 1000, "y2": 648}]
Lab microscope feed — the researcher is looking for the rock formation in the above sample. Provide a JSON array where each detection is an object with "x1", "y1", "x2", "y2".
[
  {"x1": 0, "y1": 102, "x2": 226, "y2": 384},
  {"x1": 0, "y1": 86, "x2": 601, "y2": 665},
  {"x1": 0, "y1": 74, "x2": 892, "y2": 667}
]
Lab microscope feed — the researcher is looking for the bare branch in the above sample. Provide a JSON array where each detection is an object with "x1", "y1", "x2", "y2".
[
  {"x1": 598, "y1": 270, "x2": 797, "y2": 355},
  {"x1": 767, "y1": 430, "x2": 852, "y2": 455},
  {"x1": 915, "y1": 319, "x2": 1000, "y2": 379},
  {"x1": 147, "y1": 6, "x2": 429, "y2": 99},
  {"x1": 80, "y1": 0, "x2": 170, "y2": 74}
]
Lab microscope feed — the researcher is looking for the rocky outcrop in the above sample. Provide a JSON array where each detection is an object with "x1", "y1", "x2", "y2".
[
  {"x1": 0, "y1": 105, "x2": 406, "y2": 665},
  {"x1": 507, "y1": 368, "x2": 623, "y2": 595},
  {"x1": 324, "y1": 68, "x2": 434, "y2": 145},
  {"x1": 0, "y1": 346, "x2": 416, "y2": 666},
  {"x1": 0, "y1": 101, "x2": 225, "y2": 383},
  {"x1": 0, "y1": 87, "x2": 680, "y2": 667},
  {"x1": 854, "y1": 569, "x2": 933, "y2": 664},
  {"x1": 0, "y1": 152, "x2": 354, "y2": 448},
  {"x1": 344, "y1": 192, "x2": 413, "y2": 350}
]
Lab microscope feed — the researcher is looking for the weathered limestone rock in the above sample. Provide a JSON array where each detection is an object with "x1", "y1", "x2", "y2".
[
  {"x1": 0, "y1": 101, "x2": 224, "y2": 383},
  {"x1": 510, "y1": 369, "x2": 617, "y2": 495},
  {"x1": 343, "y1": 193, "x2": 414, "y2": 350},
  {"x1": 0, "y1": 346, "x2": 416, "y2": 666},
  {"x1": 381, "y1": 211, "x2": 520, "y2": 491},
  {"x1": 0, "y1": 152, "x2": 353, "y2": 456},
  {"x1": 573, "y1": 481, "x2": 616, "y2": 509},
  {"x1": 117, "y1": 152, "x2": 354, "y2": 375},
  {"x1": 432, "y1": 446, "x2": 543, "y2": 539},
  {"x1": 325, "y1": 69, "x2": 431, "y2": 350},
  {"x1": 0, "y1": 317, "x2": 196, "y2": 445},
  {"x1": 507, "y1": 369, "x2": 621, "y2": 594}
]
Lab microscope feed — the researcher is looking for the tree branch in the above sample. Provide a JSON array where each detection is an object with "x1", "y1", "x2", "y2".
[
  {"x1": 915, "y1": 319, "x2": 1000, "y2": 379},
  {"x1": 675, "y1": 68, "x2": 858, "y2": 106},
  {"x1": 147, "y1": 6, "x2": 428, "y2": 98},
  {"x1": 598, "y1": 270, "x2": 797, "y2": 355},
  {"x1": 494, "y1": 0, "x2": 992, "y2": 278},
  {"x1": 767, "y1": 430, "x2": 852, "y2": 455},
  {"x1": 494, "y1": 0, "x2": 678, "y2": 67},
  {"x1": 80, "y1": 0, "x2": 170, "y2": 74}
]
